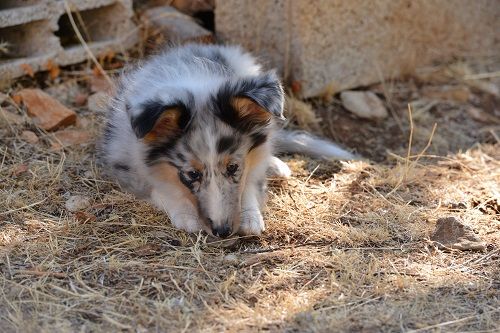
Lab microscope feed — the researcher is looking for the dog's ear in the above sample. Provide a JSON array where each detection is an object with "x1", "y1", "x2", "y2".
[
  {"x1": 235, "y1": 71, "x2": 285, "y2": 121},
  {"x1": 216, "y1": 71, "x2": 285, "y2": 132},
  {"x1": 131, "y1": 100, "x2": 190, "y2": 143}
]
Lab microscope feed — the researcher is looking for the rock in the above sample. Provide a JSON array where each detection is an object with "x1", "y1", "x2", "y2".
[
  {"x1": 421, "y1": 85, "x2": 471, "y2": 103},
  {"x1": 90, "y1": 75, "x2": 113, "y2": 93},
  {"x1": 51, "y1": 129, "x2": 92, "y2": 149},
  {"x1": 20, "y1": 130, "x2": 39, "y2": 144},
  {"x1": 430, "y1": 217, "x2": 486, "y2": 251},
  {"x1": 142, "y1": 6, "x2": 214, "y2": 43},
  {"x1": 14, "y1": 89, "x2": 77, "y2": 131},
  {"x1": 74, "y1": 93, "x2": 89, "y2": 106},
  {"x1": 65, "y1": 195, "x2": 91, "y2": 212},
  {"x1": 171, "y1": 0, "x2": 215, "y2": 14},
  {"x1": 0, "y1": 107, "x2": 24, "y2": 127},
  {"x1": 223, "y1": 254, "x2": 239, "y2": 265},
  {"x1": 87, "y1": 92, "x2": 109, "y2": 114},
  {"x1": 340, "y1": 91, "x2": 388, "y2": 119}
]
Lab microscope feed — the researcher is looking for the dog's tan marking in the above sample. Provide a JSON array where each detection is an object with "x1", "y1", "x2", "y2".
[
  {"x1": 231, "y1": 97, "x2": 271, "y2": 124},
  {"x1": 190, "y1": 159, "x2": 204, "y2": 172},
  {"x1": 222, "y1": 155, "x2": 231, "y2": 168},
  {"x1": 144, "y1": 108, "x2": 182, "y2": 143},
  {"x1": 150, "y1": 163, "x2": 197, "y2": 207}
]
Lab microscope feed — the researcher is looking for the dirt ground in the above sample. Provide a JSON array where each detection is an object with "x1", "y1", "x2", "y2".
[{"x1": 0, "y1": 53, "x2": 499, "y2": 332}]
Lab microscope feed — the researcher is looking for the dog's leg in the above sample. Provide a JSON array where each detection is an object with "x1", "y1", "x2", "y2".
[
  {"x1": 239, "y1": 179, "x2": 265, "y2": 236},
  {"x1": 150, "y1": 187, "x2": 205, "y2": 233},
  {"x1": 267, "y1": 156, "x2": 291, "y2": 178},
  {"x1": 239, "y1": 147, "x2": 270, "y2": 236}
]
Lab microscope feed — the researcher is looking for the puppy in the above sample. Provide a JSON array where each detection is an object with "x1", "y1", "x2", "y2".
[{"x1": 99, "y1": 44, "x2": 356, "y2": 238}]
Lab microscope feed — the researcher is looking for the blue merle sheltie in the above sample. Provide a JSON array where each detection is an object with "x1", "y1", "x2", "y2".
[{"x1": 100, "y1": 44, "x2": 357, "y2": 238}]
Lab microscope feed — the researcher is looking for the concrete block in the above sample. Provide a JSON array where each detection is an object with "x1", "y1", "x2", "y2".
[
  {"x1": 215, "y1": 0, "x2": 500, "y2": 98},
  {"x1": 0, "y1": 0, "x2": 139, "y2": 83}
]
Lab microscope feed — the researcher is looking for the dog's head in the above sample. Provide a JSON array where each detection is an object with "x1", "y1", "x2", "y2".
[{"x1": 129, "y1": 72, "x2": 284, "y2": 237}]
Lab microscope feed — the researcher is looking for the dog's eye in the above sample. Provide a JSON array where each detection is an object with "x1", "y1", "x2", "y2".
[
  {"x1": 188, "y1": 170, "x2": 201, "y2": 181},
  {"x1": 226, "y1": 163, "x2": 239, "y2": 175}
]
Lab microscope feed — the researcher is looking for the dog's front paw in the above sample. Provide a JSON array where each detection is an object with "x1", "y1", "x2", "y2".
[
  {"x1": 268, "y1": 156, "x2": 291, "y2": 178},
  {"x1": 170, "y1": 213, "x2": 204, "y2": 233},
  {"x1": 239, "y1": 209, "x2": 265, "y2": 236}
]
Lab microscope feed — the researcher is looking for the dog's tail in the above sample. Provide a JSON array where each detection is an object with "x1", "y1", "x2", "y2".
[{"x1": 273, "y1": 130, "x2": 360, "y2": 160}]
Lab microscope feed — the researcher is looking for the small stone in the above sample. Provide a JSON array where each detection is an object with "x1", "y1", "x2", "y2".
[
  {"x1": 14, "y1": 89, "x2": 77, "y2": 131},
  {"x1": 51, "y1": 129, "x2": 91, "y2": 149},
  {"x1": 90, "y1": 75, "x2": 113, "y2": 93},
  {"x1": 171, "y1": 0, "x2": 214, "y2": 14},
  {"x1": 340, "y1": 91, "x2": 388, "y2": 119},
  {"x1": 20, "y1": 130, "x2": 39, "y2": 144},
  {"x1": 87, "y1": 92, "x2": 109, "y2": 113},
  {"x1": 430, "y1": 217, "x2": 486, "y2": 251},
  {"x1": 223, "y1": 254, "x2": 239, "y2": 265},
  {"x1": 74, "y1": 93, "x2": 88, "y2": 106},
  {"x1": 142, "y1": 6, "x2": 214, "y2": 43},
  {"x1": 65, "y1": 195, "x2": 91, "y2": 212}
]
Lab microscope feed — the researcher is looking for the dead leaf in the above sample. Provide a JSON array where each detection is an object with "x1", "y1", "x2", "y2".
[
  {"x1": 12, "y1": 164, "x2": 29, "y2": 177},
  {"x1": 46, "y1": 60, "x2": 61, "y2": 81},
  {"x1": 20, "y1": 64, "x2": 35, "y2": 78}
]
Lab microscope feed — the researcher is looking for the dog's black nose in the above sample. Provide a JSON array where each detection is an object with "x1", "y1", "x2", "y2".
[{"x1": 210, "y1": 221, "x2": 231, "y2": 238}]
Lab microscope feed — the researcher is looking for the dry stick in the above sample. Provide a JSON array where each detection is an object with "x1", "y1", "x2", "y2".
[
  {"x1": 374, "y1": 61, "x2": 403, "y2": 131},
  {"x1": 406, "y1": 314, "x2": 477, "y2": 333},
  {"x1": 1, "y1": 199, "x2": 47, "y2": 215},
  {"x1": 14, "y1": 269, "x2": 67, "y2": 279},
  {"x1": 464, "y1": 70, "x2": 500, "y2": 80},
  {"x1": 63, "y1": 0, "x2": 114, "y2": 87}
]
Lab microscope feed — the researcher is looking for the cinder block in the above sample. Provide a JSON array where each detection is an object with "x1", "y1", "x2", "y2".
[
  {"x1": 0, "y1": 0, "x2": 138, "y2": 83},
  {"x1": 215, "y1": 0, "x2": 500, "y2": 98}
]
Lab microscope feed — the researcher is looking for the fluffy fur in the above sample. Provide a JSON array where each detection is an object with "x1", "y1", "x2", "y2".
[{"x1": 100, "y1": 44, "x2": 356, "y2": 238}]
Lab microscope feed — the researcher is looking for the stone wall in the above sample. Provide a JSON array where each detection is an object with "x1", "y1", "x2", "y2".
[{"x1": 216, "y1": 0, "x2": 500, "y2": 97}]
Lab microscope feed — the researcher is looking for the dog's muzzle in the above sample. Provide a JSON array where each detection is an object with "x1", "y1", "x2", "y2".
[{"x1": 208, "y1": 219, "x2": 231, "y2": 238}]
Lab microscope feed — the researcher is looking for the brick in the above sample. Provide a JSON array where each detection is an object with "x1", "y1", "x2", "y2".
[
  {"x1": 15, "y1": 89, "x2": 77, "y2": 131},
  {"x1": 52, "y1": 129, "x2": 92, "y2": 148},
  {"x1": 215, "y1": 0, "x2": 500, "y2": 98},
  {"x1": 0, "y1": 0, "x2": 138, "y2": 84}
]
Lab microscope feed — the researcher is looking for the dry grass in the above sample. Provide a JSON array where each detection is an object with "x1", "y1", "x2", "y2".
[{"x1": 1, "y1": 59, "x2": 500, "y2": 332}]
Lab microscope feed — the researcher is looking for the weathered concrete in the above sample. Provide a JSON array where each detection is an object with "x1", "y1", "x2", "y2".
[
  {"x1": 0, "y1": 0, "x2": 138, "y2": 83},
  {"x1": 215, "y1": 0, "x2": 500, "y2": 98}
]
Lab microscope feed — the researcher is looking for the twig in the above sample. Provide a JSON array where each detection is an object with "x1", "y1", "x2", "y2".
[
  {"x1": 406, "y1": 314, "x2": 477, "y2": 333},
  {"x1": 464, "y1": 70, "x2": 500, "y2": 80},
  {"x1": 63, "y1": 0, "x2": 114, "y2": 87},
  {"x1": 240, "y1": 241, "x2": 415, "y2": 254},
  {"x1": 1, "y1": 199, "x2": 47, "y2": 215},
  {"x1": 15, "y1": 269, "x2": 67, "y2": 279}
]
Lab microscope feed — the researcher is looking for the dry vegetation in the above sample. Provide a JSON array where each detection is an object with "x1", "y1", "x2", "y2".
[{"x1": 1, "y1": 49, "x2": 499, "y2": 332}]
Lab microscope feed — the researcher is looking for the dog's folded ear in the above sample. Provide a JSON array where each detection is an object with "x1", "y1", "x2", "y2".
[
  {"x1": 216, "y1": 71, "x2": 285, "y2": 132},
  {"x1": 131, "y1": 100, "x2": 190, "y2": 143}
]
